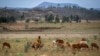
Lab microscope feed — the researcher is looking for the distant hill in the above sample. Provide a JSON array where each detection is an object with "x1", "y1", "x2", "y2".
[
  {"x1": 31, "y1": 7, "x2": 100, "y2": 20},
  {"x1": 32, "y1": 2, "x2": 100, "y2": 20},
  {"x1": 0, "y1": 8, "x2": 21, "y2": 17},
  {"x1": 0, "y1": 2, "x2": 100, "y2": 21},
  {"x1": 0, "y1": 7, "x2": 32, "y2": 11},
  {"x1": 36, "y1": 2, "x2": 80, "y2": 8},
  {"x1": 95, "y1": 8, "x2": 100, "y2": 11}
]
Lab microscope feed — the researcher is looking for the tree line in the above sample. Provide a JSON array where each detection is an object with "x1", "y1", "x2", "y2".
[
  {"x1": 45, "y1": 14, "x2": 81, "y2": 23},
  {"x1": 0, "y1": 16, "x2": 16, "y2": 23},
  {"x1": 0, "y1": 14, "x2": 80, "y2": 23}
]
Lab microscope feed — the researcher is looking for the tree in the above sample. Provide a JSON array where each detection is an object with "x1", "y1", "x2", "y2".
[
  {"x1": 20, "y1": 12, "x2": 25, "y2": 20},
  {"x1": 73, "y1": 5, "x2": 77, "y2": 9},
  {"x1": 45, "y1": 14, "x2": 54, "y2": 23},
  {"x1": 25, "y1": 19, "x2": 30, "y2": 29},
  {"x1": 75, "y1": 15, "x2": 80, "y2": 23},
  {"x1": 57, "y1": 4, "x2": 60, "y2": 7},
  {"x1": 0, "y1": 16, "x2": 16, "y2": 23},
  {"x1": 62, "y1": 16, "x2": 66, "y2": 23},
  {"x1": 9, "y1": 16, "x2": 16, "y2": 23},
  {"x1": 90, "y1": 8, "x2": 94, "y2": 11},
  {"x1": 0, "y1": 17, "x2": 7, "y2": 23},
  {"x1": 25, "y1": 19, "x2": 30, "y2": 23},
  {"x1": 48, "y1": 14, "x2": 54, "y2": 22},
  {"x1": 69, "y1": 15, "x2": 73, "y2": 23},
  {"x1": 62, "y1": 16, "x2": 69, "y2": 23},
  {"x1": 45, "y1": 14, "x2": 48, "y2": 22},
  {"x1": 55, "y1": 15, "x2": 60, "y2": 23}
]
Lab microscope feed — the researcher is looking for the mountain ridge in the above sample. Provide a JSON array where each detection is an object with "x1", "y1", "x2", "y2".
[{"x1": 35, "y1": 2, "x2": 80, "y2": 8}]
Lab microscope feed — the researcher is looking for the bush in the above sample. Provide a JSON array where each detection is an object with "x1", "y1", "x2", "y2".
[
  {"x1": 24, "y1": 42, "x2": 31, "y2": 52},
  {"x1": 15, "y1": 53, "x2": 23, "y2": 56},
  {"x1": 0, "y1": 16, "x2": 16, "y2": 23},
  {"x1": 93, "y1": 35, "x2": 97, "y2": 40},
  {"x1": 15, "y1": 39, "x2": 20, "y2": 42}
]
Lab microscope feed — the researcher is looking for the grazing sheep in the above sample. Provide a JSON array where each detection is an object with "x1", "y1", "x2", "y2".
[
  {"x1": 91, "y1": 43, "x2": 99, "y2": 50},
  {"x1": 72, "y1": 43, "x2": 81, "y2": 50},
  {"x1": 56, "y1": 39, "x2": 64, "y2": 44},
  {"x1": 52, "y1": 40, "x2": 57, "y2": 47},
  {"x1": 80, "y1": 43, "x2": 89, "y2": 50},
  {"x1": 71, "y1": 43, "x2": 89, "y2": 51},
  {"x1": 52, "y1": 39, "x2": 65, "y2": 50},
  {"x1": 2, "y1": 42, "x2": 11, "y2": 49}
]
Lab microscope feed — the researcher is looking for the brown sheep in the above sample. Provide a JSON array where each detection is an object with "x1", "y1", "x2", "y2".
[
  {"x1": 56, "y1": 39, "x2": 64, "y2": 44},
  {"x1": 52, "y1": 39, "x2": 65, "y2": 50},
  {"x1": 80, "y1": 43, "x2": 89, "y2": 48},
  {"x1": 72, "y1": 43, "x2": 81, "y2": 50},
  {"x1": 2, "y1": 42, "x2": 11, "y2": 49},
  {"x1": 71, "y1": 43, "x2": 89, "y2": 51},
  {"x1": 91, "y1": 43, "x2": 99, "y2": 50},
  {"x1": 56, "y1": 43, "x2": 65, "y2": 51}
]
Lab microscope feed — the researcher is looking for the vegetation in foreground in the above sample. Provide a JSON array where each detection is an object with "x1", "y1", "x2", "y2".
[{"x1": 0, "y1": 35, "x2": 100, "y2": 56}]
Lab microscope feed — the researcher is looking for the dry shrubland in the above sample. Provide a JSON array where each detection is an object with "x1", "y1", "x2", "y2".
[{"x1": 0, "y1": 22, "x2": 100, "y2": 56}]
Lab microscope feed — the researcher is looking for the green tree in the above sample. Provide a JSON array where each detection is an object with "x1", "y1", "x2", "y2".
[
  {"x1": 62, "y1": 16, "x2": 69, "y2": 23},
  {"x1": 20, "y1": 12, "x2": 25, "y2": 20},
  {"x1": 69, "y1": 15, "x2": 73, "y2": 23},
  {"x1": 48, "y1": 14, "x2": 54, "y2": 22},
  {"x1": 45, "y1": 14, "x2": 49, "y2": 22},
  {"x1": 75, "y1": 15, "x2": 80, "y2": 23},
  {"x1": 55, "y1": 15, "x2": 60, "y2": 23},
  {"x1": 45, "y1": 14, "x2": 54, "y2": 23},
  {"x1": 25, "y1": 19, "x2": 30, "y2": 23},
  {"x1": 9, "y1": 16, "x2": 16, "y2": 23},
  {"x1": 0, "y1": 16, "x2": 16, "y2": 23}
]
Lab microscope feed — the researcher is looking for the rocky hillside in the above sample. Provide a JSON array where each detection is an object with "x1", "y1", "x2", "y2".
[{"x1": 0, "y1": 2, "x2": 100, "y2": 21}]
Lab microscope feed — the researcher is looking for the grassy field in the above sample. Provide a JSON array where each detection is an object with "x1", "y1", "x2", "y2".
[
  {"x1": 0, "y1": 22, "x2": 100, "y2": 33},
  {"x1": 0, "y1": 22, "x2": 100, "y2": 56},
  {"x1": 0, "y1": 35, "x2": 100, "y2": 56}
]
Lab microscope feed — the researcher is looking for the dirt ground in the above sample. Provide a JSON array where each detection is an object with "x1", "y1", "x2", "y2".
[
  {"x1": 0, "y1": 22, "x2": 100, "y2": 56},
  {"x1": 0, "y1": 33, "x2": 99, "y2": 39}
]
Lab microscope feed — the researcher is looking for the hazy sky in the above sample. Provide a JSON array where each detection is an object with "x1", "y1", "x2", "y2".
[{"x1": 0, "y1": 0, "x2": 100, "y2": 8}]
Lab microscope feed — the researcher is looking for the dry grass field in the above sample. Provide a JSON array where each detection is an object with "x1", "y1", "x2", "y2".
[
  {"x1": 0, "y1": 35, "x2": 100, "y2": 56},
  {"x1": 0, "y1": 22, "x2": 100, "y2": 56}
]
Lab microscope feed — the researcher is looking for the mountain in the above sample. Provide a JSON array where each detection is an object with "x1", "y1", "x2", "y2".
[
  {"x1": 95, "y1": 8, "x2": 100, "y2": 11},
  {"x1": 0, "y1": 2, "x2": 100, "y2": 21},
  {"x1": 0, "y1": 7, "x2": 32, "y2": 11},
  {"x1": 0, "y1": 8, "x2": 21, "y2": 18},
  {"x1": 36, "y1": 2, "x2": 80, "y2": 8}
]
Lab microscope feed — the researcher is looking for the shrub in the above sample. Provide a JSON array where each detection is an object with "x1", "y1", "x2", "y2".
[
  {"x1": 24, "y1": 42, "x2": 31, "y2": 52},
  {"x1": 15, "y1": 53, "x2": 23, "y2": 56},
  {"x1": 93, "y1": 35, "x2": 97, "y2": 40},
  {"x1": 15, "y1": 39, "x2": 20, "y2": 42}
]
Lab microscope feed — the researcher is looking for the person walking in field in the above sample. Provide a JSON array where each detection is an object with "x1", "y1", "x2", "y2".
[
  {"x1": 36, "y1": 36, "x2": 42, "y2": 46},
  {"x1": 32, "y1": 36, "x2": 43, "y2": 50}
]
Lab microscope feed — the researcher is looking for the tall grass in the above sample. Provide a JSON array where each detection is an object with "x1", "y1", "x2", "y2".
[{"x1": 0, "y1": 35, "x2": 100, "y2": 56}]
